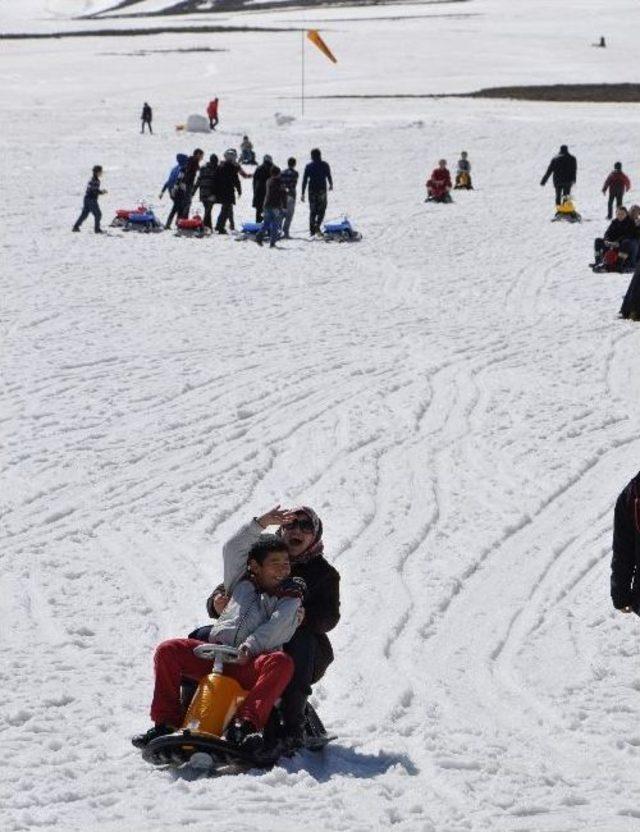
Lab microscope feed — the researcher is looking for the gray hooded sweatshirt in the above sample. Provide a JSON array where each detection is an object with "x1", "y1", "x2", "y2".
[{"x1": 207, "y1": 520, "x2": 300, "y2": 656}]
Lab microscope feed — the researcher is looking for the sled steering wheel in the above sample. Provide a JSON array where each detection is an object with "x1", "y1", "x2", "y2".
[{"x1": 193, "y1": 643, "x2": 242, "y2": 663}]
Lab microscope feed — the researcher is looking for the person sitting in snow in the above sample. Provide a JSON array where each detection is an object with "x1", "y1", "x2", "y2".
[
  {"x1": 132, "y1": 513, "x2": 306, "y2": 755},
  {"x1": 593, "y1": 206, "x2": 637, "y2": 271},
  {"x1": 602, "y1": 162, "x2": 631, "y2": 220},
  {"x1": 454, "y1": 151, "x2": 473, "y2": 189},
  {"x1": 240, "y1": 135, "x2": 257, "y2": 165},
  {"x1": 426, "y1": 159, "x2": 453, "y2": 202},
  {"x1": 200, "y1": 505, "x2": 340, "y2": 750}
]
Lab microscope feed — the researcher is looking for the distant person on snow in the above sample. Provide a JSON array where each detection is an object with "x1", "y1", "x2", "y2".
[
  {"x1": 603, "y1": 162, "x2": 631, "y2": 220},
  {"x1": 132, "y1": 522, "x2": 304, "y2": 756},
  {"x1": 611, "y1": 470, "x2": 640, "y2": 608},
  {"x1": 253, "y1": 155, "x2": 273, "y2": 223},
  {"x1": 240, "y1": 135, "x2": 257, "y2": 165},
  {"x1": 197, "y1": 153, "x2": 219, "y2": 230},
  {"x1": 159, "y1": 153, "x2": 188, "y2": 229},
  {"x1": 141, "y1": 102, "x2": 153, "y2": 134},
  {"x1": 454, "y1": 151, "x2": 473, "y2": 189},
  {"x1": 256, "y1": 166, "x2": 288, "y2": 248},
  {"x1": 426, "y1": 159, "x2": 452, "y2": 202},
  {"x1": 72, "y1": 165, "x2": 107, "y2": 233},
  {"x1": 213, "y1": 149, "x2": 242, "y2": 234},
  {"x1": 280, "y1": 157, "x2": 299, "y2": 239},
  {"x1": 301, "y1": 148, "x2": 333, "y2": 236},
  {"x1": 540, "y1": 144, "x2": 577, "y2": 206},
  {"x1": 181, "y1": 148, "x2": 204, "y2": 218},
  {"x1": 207, "y1": 97, "x2": 219, "y2": 130}
]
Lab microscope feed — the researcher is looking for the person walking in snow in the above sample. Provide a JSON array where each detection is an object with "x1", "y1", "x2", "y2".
[
  {"x1": 201, "y1": 505, "x2": 340, "y2": 749},
  {"x1": 213, "y1": 149, "x2": 242, "y2": 234},
  {"x1": 252, "y1": 155, "x2": 273, "y2": 223},
  {"x1": 256, "y1": 166, "x2": 287, "y2": 248},
  {"x1": 280, "y1": 157, "x2": 299, "y2": 239},
  {"x1": 197, "y1": 153, "x2": 219, "y2": 230},
  {"x1": 301, "y1": 148, "x2": 333, "y2": 237},
  {"x1": 141, "y1": 102, "x2": 153, "y2": 134},
  {"x1": 72, "y1": 165, "x2": 107, "y2": 233},
  {"x1": 611, "y1": 470, "x2": 640, "y2": 607},
  {"x1": 603, "y1": 162, "x2": 631, "y2": 220},
  {"x1": 180, "y1": 148, "x2": 204, "y2": 219},
  {"x1": 540, "y1": 144, "x2": 577, "y2": 206},
  {"x1": 207, "y1": 97, "x2": 219, "y2": 130},
  {"x1": 159, "y1": 153, "x2": 188, "y2": 229}
]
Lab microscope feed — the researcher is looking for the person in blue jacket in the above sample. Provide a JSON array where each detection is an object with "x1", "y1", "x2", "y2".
[
  {"x1": 301, "y1": 148, "x2": 333, "y2": 236},
  {"x1": 159, "y1": 153, "x2": 188, "y2": 229}
]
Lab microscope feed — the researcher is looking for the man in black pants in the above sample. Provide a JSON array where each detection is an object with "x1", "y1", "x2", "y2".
[
  {"x1": 141, "y1": 102, "x2": 153, "y2": 134},
  {"x1": 611, "y1": 469, "x2": 640, "y2": 611},
  {"x1": 540, "y1": 144, "x2": 577, "y2": 206},
  {"x1": 203, "y1": 505, "x2": 340, "y2": 748},
  {"x1": 301, "y1": 148, "x2": 333, "y2": 236},
  {"x1": 72, "y1": 165, "x2": 107, "y2": 233}
]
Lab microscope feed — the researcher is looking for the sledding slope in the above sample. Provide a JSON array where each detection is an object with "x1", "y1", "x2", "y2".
[{"x1": 3, "y1": 1, "x2": 640, "y2": 831}]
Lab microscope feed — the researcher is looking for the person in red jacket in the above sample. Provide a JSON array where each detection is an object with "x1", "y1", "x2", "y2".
[
  {"x1": 207, "y1": 98, "x2": 219, "y2": 130},
  {"x1": 603, "y1": 162, "x2": 631, "y2": 219},
  {"x1": 426, "y1": 159, "x2": 453, "y2": 203}
]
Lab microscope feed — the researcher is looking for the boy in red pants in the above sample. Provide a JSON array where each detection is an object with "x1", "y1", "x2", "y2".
[{"x1": 133, "y1": 525, "x2": 304, "y2": 754}]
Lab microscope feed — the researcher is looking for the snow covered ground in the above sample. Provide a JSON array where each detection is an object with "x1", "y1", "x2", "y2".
[{"x1": 3, "y1": 1, "x2": 640, "y2": 830}]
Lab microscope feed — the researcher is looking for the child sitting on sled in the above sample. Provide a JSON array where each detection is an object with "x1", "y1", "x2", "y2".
[
  {"x1": 454, "y1": 151, "x2": 473, "y2": 189},
  {"x1": 426, "y1": 159, "x2": 453, "y2": 202},
  {"x1": 132, "y1": 517, "x2": 304, "y2": 754}
]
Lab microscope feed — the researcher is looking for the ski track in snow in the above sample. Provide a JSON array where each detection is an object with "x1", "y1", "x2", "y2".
[{"x1": 4, "y1": 1, "x2": 640, "y2": 830}]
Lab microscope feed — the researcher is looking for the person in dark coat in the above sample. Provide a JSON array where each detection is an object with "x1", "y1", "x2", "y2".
[
  {"x1": 280, "y1": 157, "x2": 299, "y2": 239},
  {"x1": 141, "y1": 102, "x2": 152, "y2": 134},
  {"x1": 602, "y1": 162, "x2": 631, "y2": 219},
  {"x1": 180, "y1": 148, "x2": 204, "y2": 218},
  {"x1": 160, "y1": 153, "x2": 188, "y2": 229},
  {"x1": 619, "y1": 264, "x2": 640, "y2": 320},
  {"x1": 540, "y1": 144, "x2": 577, "y2": 206},
  {"x1": 594, "y1": 207, "x2": 637, "y2": 267},
  {"x1": 72, "y1": 165, "x2": 107, "y2": 233},
  {"x1": 301, "y1": 148, "x2": 333, "y2": 236},
  {"x1": 611, "y1": 471, "x2": 640, "y2": 607},
  {"x1": 214, "y1": 149, "x2": 242, "y2": 234},
  {"x1": 197, "y1": 154, "x2": 219, "y2": 230},
  {"x1": 256, "y1": 167, "x2": 287, "y2": 248},
  {"x1": 202, "y1": 505, "x2": 340, "y2": 748},
  {"x1": 252, "y1": 155, "x2": 273, "y2": 222}
]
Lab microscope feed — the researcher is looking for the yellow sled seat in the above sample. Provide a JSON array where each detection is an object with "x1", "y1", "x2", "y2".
[
  {"x1": 182, "y1": 673, "x2": 247, "y2": 737},
  {"x1": 556, "y1": 198, "x2": 576, "y2": 214}
]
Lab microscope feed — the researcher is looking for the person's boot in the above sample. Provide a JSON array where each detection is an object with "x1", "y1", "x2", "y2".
[
  {"x1": 72, "y1": 226, "x2": 80, "y2": 232},
  {"x1": 225, "y1": 719, "x2": 264, "y2": 754},
  {"x1": 131, "y1": 723, "x2": 175, "y2": 749}
]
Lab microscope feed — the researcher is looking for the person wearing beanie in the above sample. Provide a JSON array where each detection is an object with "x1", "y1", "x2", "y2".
[
  {"x1": 602, "y1": 162, "x2": 631, "y2": 220},
  {"x1": 72, "y1": 165, "x2": 107, "y2": 233},
  {"x1": 203, "y1": 505, "x2": 340, "y2": 748},
  {"x1": 540, "y1": 144, "x2": 577, "y2": 206}
]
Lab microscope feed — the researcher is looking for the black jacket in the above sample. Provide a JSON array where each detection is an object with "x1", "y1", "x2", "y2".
[
  {"x1": 612, "y1": 471, "x2": 640, "y2": 609},
  {"x1": 604, "y1": 216, "x2": 636, "y2": 243},
  {"x1": 541, "y1": 151, "x2": 577, "y2": 186},
  {"x1": 252, "y1": 162, "x2": 272, "y2": 208},
  {"x1": 198, "y1": 161, "x2": 219, "y2": 202},
  {"x1": 142, "y1": 104, "x2": 152, "y2": 122},
  {"x1": 263, "y1": 175, "x2": 288, "y2": 210},
  {"x1": 183, "y1": 156, "x2": 201, "y2": 193},
  {"x1": 214, "y1": 161, "x2": 242, "y2": 204}
]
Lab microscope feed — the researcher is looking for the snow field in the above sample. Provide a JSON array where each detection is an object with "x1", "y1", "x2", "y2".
[{"x1": 3, "y1": 2, "x2": 640, "y2": 831}]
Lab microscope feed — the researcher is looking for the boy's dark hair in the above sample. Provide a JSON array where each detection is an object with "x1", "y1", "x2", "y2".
[
  {"x1": 310, "y1": 148, "x2": 321, "y2": 161},
  {"x1": 247, "y1": 535, "x2": 288, "y2": 565},
  {"x1": 288, "y1": 157, "x2": 296, "y2": 167},
  {"x1": 92, "y1": 165, "x2": 103, "y2": 174},
  {"x1": 614, "y1": 161, "x2": 622, "y2": 171},
  {"x1": 194, "y1": 148, "x2": 204, "y2": 156},
  {"x1": 271, "y1": 165, "x2": 281, "y2": 177}
]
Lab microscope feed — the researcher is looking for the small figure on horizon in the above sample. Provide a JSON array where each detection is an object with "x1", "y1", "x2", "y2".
[
  {"x1": 72, "y1": 165, "x2": 107, "y2": 233},
  {"x1": 602, "y1": 162, "x2": 631, "y2": 220},
  {"x1": 592, "y1": 36, "x2": 606, "y2": 48},
  {"x1": 540, "y1": 144, "x2": 577, "y2": 206},
  {"x1": 207, "y1": 98, "x2": 219, "y2": 131},
  {"x1": 141, "y1": 102, "x2": 153, "y2": 134}
]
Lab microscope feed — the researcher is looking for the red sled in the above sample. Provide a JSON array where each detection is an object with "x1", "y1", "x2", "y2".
[
  {"x1": 177, "y1": 216, "x2": 204, "y2": 230},
  {"x1": 176, "y1": 214, "x2": 209, "y2": 238}
]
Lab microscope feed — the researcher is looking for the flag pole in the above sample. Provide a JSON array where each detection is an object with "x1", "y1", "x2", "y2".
[{"x1": 301, "y1": 29, "x2": 305, "y2": 117}]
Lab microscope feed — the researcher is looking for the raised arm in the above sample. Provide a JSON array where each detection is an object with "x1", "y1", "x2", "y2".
[{"x1": 222, "y1": 519, "x2": 264, "y2": 592}]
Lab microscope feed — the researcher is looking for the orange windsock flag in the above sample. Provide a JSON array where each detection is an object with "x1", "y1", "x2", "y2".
[{"x1": 306, "y1": 29, "x2": 337, "y2": 64}]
